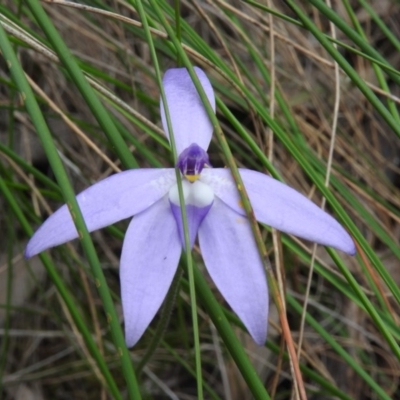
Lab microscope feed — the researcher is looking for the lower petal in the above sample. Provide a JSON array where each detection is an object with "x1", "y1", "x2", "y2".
[
  {"x1": 120, "y1": 196, "x2": 182, "y2": 347},
  {"x1": 198, "y1": 198, "x2": 268, "y2": 345}
]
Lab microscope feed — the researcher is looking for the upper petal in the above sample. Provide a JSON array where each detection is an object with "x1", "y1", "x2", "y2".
[
  {"x1": 120, "y1": 196, "x2": 182, "y2": 347},
  {"x1": 25, "y1": 169, "x2": 176, "y2": 257},
  {"x1": 201, "y1": 168, "x2": 356, "y2": 255},
  {"x1": 198, "y1": 198, "x2": 269, "y2": 345},
  {"x1": 160, "y1": 67, "x2": 215, "y2": 154}
]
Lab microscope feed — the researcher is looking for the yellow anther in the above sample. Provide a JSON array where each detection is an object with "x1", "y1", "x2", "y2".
[{"x1": 185, "y1": 174, "x2": 200, "y2": 183}]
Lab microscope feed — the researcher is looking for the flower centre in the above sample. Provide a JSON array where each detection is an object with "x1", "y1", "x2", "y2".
[{"x1": 177, "y1": 143, "x2": 211, "y2": 183}]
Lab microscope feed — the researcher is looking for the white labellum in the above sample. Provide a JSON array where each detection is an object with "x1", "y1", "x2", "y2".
[{"x1": 169, "y1": 180, "x2": 214, "y2": 208}]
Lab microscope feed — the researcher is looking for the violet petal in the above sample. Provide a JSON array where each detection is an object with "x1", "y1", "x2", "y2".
[
  {"x1": 201, "y1": 168, "x2": 356, "y2": 255},
  {"x1": 160, "y1": 67, "x2": 215, "y2": 154},
  {"x1": 121, "y1": 196, "x2": 182, "y2": 347},
  {"x1": 198, "y1": 198, "x2": 268, "y2": 345},
  {"x1": 169, "y1": 180, "x2": 214, "y2": 249},
  {"x1": 170, "y1": 203, "x2": 212, "y2": 249},
  {"x1": 25, "y1": 169, "x2": 176, "y2": 258}
]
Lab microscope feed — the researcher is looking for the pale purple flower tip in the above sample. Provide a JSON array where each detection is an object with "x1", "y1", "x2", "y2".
[{"x1": 161, "y1": 67, "x2": 215, "y2": 155}]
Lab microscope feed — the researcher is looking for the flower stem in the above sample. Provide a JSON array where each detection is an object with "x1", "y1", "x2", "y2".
[{"x1": 133, "y1": 0, "x2": 204, "y2": 397}]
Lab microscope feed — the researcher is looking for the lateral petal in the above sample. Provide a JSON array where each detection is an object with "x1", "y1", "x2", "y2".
[
  {"x1": 120, "y1": 196, "x2": 182, "y2": 347},
  {"x1": 161, "y1": 67, "x2": 215, "y2": 154},
  {"x1": 25, "y1": 169, "x2": 176, "y2": 257},
  {"x1": 201, "y1": 168, "x2": 355, "y2": 255},
  {"x1": 198, "y1": 198, "x2": 268, "y2": 345}
]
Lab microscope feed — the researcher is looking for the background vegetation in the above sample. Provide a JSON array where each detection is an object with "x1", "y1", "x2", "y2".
[{"x1": 0, "y1": 0, "x2": 399, "y2": 398}]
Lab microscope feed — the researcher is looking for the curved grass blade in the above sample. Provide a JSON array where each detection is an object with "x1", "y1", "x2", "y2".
[{"x1": 0, "y1": 19, "x2": 141, "y2": 399}]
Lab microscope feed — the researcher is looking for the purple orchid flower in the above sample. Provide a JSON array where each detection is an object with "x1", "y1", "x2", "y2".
[{"x1": 25, "y1": 67, "x2": 355, "y2": 347}]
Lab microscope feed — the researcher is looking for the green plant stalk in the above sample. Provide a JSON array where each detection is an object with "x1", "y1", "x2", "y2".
[
  {"x1": 127, "y1": 0, "x2": 279, "y2": 394},
  {"x1": 132, "y1": 0, "x2": 204, "y2": 397},
  {"x1": 0, "y1": 174, "x2": 122, "y2": 399},
  {"x1": 0, "y1": 23, "x2": 141, "y2": 399}
]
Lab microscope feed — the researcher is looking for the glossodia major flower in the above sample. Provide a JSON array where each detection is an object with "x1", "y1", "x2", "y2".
[{"x1": 25, "y1": 67, "x2": 356, "y2": 347}]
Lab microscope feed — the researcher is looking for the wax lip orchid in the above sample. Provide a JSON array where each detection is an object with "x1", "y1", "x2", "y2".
[{"x1": 25, "y1": 67, "x2": 356, "y2": 347}]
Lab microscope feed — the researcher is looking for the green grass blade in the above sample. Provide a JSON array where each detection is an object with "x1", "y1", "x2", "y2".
[
  {"x1": 0, "y1": 21, "x2": 141, "y2": 399},
  {"x1": 24, "y1": 0, "x2": 137, "y2": 169}
]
